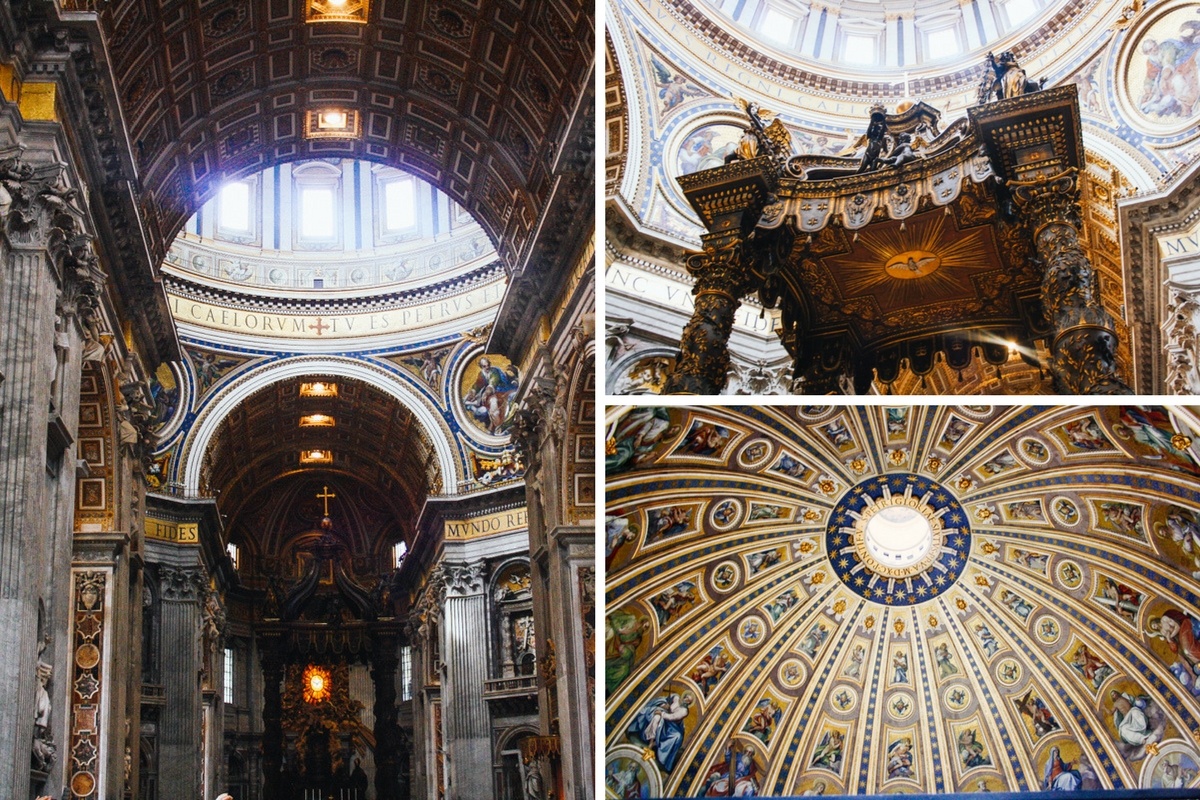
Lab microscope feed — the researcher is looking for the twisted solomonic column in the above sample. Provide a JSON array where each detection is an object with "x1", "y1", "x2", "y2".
[
  {"x1": 664, "y1": 229, "x2": 752, "y2": 395},
  {"x1": 1010, "y1": 168, "x2": 1132, "y2": 394}
]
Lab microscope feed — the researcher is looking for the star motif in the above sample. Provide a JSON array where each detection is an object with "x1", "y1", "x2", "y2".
[
  {"x1": 854, "y1": 576, "x2": 865, "y2": 586},
  {"x1": 948, "y1": 558, "x2": 959, "y2": 568},
  {"x1": 72, "y1": 737, "x2": 98, "y2": 769},
  {"x1": 838, "y1": 558, "x2": 849, "y2": 568},
  {"x1": 75, "y1": 613, "x2": 102, "y2": 639},
  {"x1": 935, "y1": 575, "x2": 947, "y2": 586},
  {"x1": 935, "y1": 492, "x2": 948, "y2": 502},
  {"x1": 953, "y1": 535, "x2": 966, "y2": 547},
  {"x1": 74, "y1": 672, "x2": 99, "y2": 701},
  {"x1": 916, "y1": 585, "x2": 928, "y2": 596},
  {"x1": 831, "y1": 535, "x2": 843, "y2": 546},
  {"x1": 949, "y1": 513, "x2": 964, "y2": 524}
]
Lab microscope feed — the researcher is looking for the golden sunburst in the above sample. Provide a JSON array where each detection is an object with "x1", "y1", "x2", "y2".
[
  {"x1": 824, "y1": 212, "x2": 1000, "y2": 309},
  {"x1": 303, "y1": 664, "x2": 332, "y2": 704}
]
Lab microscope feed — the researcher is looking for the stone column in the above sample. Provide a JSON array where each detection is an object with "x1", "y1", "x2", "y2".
[
  {"x1": 260, "y1": 638, "x2": 284, "y2": 800},
  {"x1": 157, "y1": 565, "x2": 207, "y2": 800},
  {"x1": 663, "y1": 230, "x2": 752, "y2": 395},
  {"x1": 1010, "y1": 169, "x2": 1133, "y2": 394},
  {"x1": 440, "y1": 561, "x2": 489, "y2": 800},
  {"x1": 372, "y1": 630, "x2": 400, "y2": 800},
  {"x1": 0, "y1": 147, "x2": 86, "y2": 799}
]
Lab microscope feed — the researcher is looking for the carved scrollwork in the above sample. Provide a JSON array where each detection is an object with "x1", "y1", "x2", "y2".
[{"x1": 1163, "y1": 289, "x2": 1200, "y2": 394}]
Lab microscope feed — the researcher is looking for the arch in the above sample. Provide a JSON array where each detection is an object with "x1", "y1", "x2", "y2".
[{"x1": 178, "y1": 355, "x2": 461, "y2": 496}]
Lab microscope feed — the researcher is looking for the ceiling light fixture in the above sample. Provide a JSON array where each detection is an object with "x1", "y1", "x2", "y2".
[
  {"x1": 306, "y1": 0, "x2": 368, "y2": 24},
  {"x1": 300, "y1": 381, "x2": 338, "y2": 397},
  {"x1": 305, "y1": 109, "x2": 360, "y2": 141},
  {"x1": 300, "y1": 449, "x2": 333, "y2": 464},
  {"x1": 300, "y1": 414, "x2": 336, "y2": 427}
]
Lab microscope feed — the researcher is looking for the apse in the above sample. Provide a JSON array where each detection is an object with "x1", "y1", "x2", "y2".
[{"x1": 605, "y1": 405, "x2": 1200, "y2": 796}]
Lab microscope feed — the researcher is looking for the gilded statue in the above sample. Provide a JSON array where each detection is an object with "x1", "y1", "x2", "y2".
[{"x1": 979, "y1": 51, "x2": 1045, "y2": 104}]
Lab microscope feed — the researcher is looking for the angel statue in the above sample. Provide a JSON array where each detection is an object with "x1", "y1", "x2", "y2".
[
  {"x1": 978, "y1": 51, "x2": 1045, "y2": 104},
  {"x1": 853, "y1": 108, "x2": 890, "y2": 173},
  {"x1": 725, "y1": 97, "x2": 794, "y2": 164}
]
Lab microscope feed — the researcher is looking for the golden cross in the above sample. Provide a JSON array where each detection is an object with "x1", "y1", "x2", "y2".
[{"x1": 317, "y1": 486, "x2": 336, "y2": 516}]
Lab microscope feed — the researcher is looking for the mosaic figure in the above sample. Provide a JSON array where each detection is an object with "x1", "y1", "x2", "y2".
[
  {"x1": 999, "y1": 589, "x2": 1034, "y2": 621},
  {"x1": 1137, "y1": 26, "x2": 1200, "y2": 119},
  {"x1": 1042, "y1": 746, "x2": 1087, "y2": 791},
  {"x1": 885, "y1": 407, "x2": 908, "y2": 438},
  {"x1": 772, "y1": 453, "x2": 810, "y2": 478},
  {"x1": 676, "y1": 420, "x2": 732, "y2": 457},
  {"x1": 956, "y1": 728, "x2": 990, "y2": 769},
  {"x1": 1098, "y1": 501, "x2": 1145, "y2": 539},
  {"x1": 689, "y1": 645, "x2": 734, "y2": 697},
  {"x1": 892, "y1": 650, "x2": 910, "y2": 684},
  {"x1": 700, "y1": 740, "x2": 761, "y2": 797},
  {"x1": 462, "y1": 356, "x2": 520, "y2": 435},
  {"x1": 821, "y1": 419, "x2": 854, "y2": 450},
  {"x1": 1016, "y1": 689, "x2": 1061, "y2": 738},
  {"x1": 843, "y1": 644, "x2": 865, "y2": 679},
  {"x1": 712, "y1": 500, "x2": 737, "y2": 527},
  {"x1": 1096, "y1": 576, "x2": 1144, "y2": 623},
  {"x1": 606, "y1": 759, "x2": 651, "y2": 799},
  {"x1": 606, "y1": 407, "x2": 678, "y2": 475},
  {"x1": 1011, "y1": 549, "x2": 1050, "y2": 571},
  {"x1": 1107, "y1": 689, "x2": 1165, "y2": 759},
  {"x1": 1055, "y1": 498, "x2": 1080, "y2": 525},
  {"x1": 606, "y1": 610, "x2": 650, "y2": 694},
  {"x1": 934, "y1": 642, "x2": 959, "y2": 678},
  {"x1": 1148, "y1": 608, "x2": 1200, "y2": 691},
  {"x1": 744, "y1": 696, "x2": 784, "y2": 745},
  {"x1": 980, "y1": 451, "x2": 1018, "y2": 476},
  {"x1": 647, "y1": 506, "x2": 693, "y2": 541},
  {"x1": 939, "y1": 416, "x2": 972, "y2": 450},
  {"x1": 650, "y1": 55, "x2": 706, "y2": 114},
  {"x1": 799, "y1": 623, "x2": 830, "y2": 657},
  {"x1": 649, "y1": 580, "x2": 699, "y2": 627},
  {"x1": 975, "y1": 624, "x2": 1000, "y2": 657},
  {"x1": 746, "y1": 547, "x2": 785, "y2": 575},
  {"x1": 1060, "y1": 417, "x2": 1112, "y2": 450},
  {"x1": 1068, "y1": 643, "x2": 1115, "y2": 691},
  {"x1": 810, "y1": 729, "x2": 845, "y2": 772},
  {"x1": 1007, "y1": 503, "x2": 1045, "y2": 523},
  {"x1": 748, "y1": 504, "x2": 788, "y2": 521},
  {"x1": 1156, "y1": 507, "x2": 1200, "y2": 578},
  {"x1": 627, "y1": 690, "x2": 694, "y2": 772},
  {"x1": 606, "y1": 516, "x2": 638, "y2": 567},
  {"x1": 886, "y1": 737, "x2": 915, "y2": 779},
  {"x1": 1116, "y1": 406, "x2": 1199, "y2": 473},
  {"x1": 765, "y1": 589, "x2": 800, "y2": 623}
]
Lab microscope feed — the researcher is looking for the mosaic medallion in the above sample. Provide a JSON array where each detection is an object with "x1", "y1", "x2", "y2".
[{"x1": 826, "y1": 473, "x2": 971, "y2": 605}]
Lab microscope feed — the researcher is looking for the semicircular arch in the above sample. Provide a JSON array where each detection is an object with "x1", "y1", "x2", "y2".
[{"x1": 177, "y1": 355, "x2": 462, "y2": 496}]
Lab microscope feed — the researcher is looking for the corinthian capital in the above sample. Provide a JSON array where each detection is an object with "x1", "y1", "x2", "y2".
[
  {"x1": 158, "y1": 565, "x2": 207, "y2": 602},
  {"x1": 1009, "y1": 168, "x2": 1081, "y2": 232},
  {"x1": 441, "y1": 560, "x2": 487, "y2": 597}
]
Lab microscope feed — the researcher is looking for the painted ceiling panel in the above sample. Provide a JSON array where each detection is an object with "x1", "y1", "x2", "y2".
[{"x1": 605, "y1": 405, "x2": 1200, "y2": 797}]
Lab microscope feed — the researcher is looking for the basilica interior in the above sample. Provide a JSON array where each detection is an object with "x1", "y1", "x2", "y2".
[
  {"x1": 0, "y1": 1, "x2": 594, "y2": 799},
  {"x1": 605, "y1": 0, "x2": 1200, "y2": 395},
  {"x1": 605, "y1": 404, "x2": 1200, "y2": 796}
]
